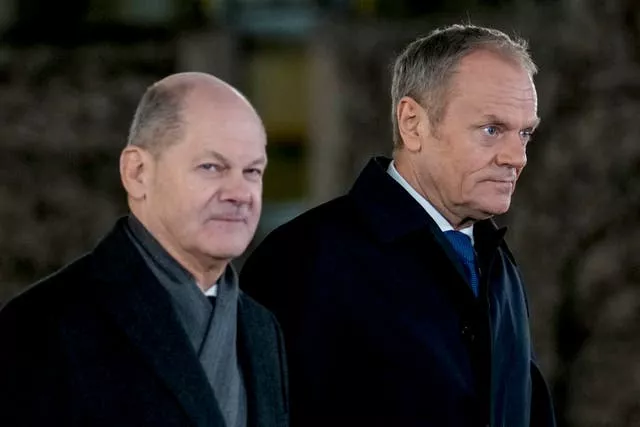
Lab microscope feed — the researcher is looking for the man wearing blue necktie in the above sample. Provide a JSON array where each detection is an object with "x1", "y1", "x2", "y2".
[{"x1": 241, "y1": 24, "x2": 555, "y2": 427}]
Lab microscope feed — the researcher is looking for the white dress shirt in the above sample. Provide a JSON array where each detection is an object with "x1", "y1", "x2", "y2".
[
  {"x1": 387, "y1": 161, "x2": 474, "y2": 245},
  {"x1": 204, "y1": 284, "x2": 218, "y2": 297}
]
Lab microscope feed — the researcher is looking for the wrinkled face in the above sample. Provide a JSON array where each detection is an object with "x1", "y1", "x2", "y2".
[
  {"x1": 145, "y1": 99, "x2": 267, "y2": 265},
  {"x1": 415, "y1": 50, "x2": 539, "y2": 222}
]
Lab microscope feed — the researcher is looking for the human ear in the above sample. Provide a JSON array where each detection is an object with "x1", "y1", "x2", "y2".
[
  {"x1": 397, "y1": 96, "x2": 428, "y2": 152},
  {"x1": 120, "y1": 146, "x2": 151, "y2": 200}
]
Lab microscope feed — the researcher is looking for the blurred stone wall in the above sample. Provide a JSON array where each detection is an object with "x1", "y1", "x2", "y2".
[{"x1": 0, "y1": 42, "x2": 173, "y2": 303}]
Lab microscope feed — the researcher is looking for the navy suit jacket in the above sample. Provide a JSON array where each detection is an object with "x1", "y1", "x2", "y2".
[
  {"x1": 0, "y1": 218, "x2": 289, "y2": 427},
  {"x1": 241, "y1": 157, "x2": 555, "y2": 427}
]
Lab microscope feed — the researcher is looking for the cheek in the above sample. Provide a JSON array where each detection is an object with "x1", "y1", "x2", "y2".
[
  {"x1": 253, "y1": 188, "x2": 263, "y2": 208},
  {"x1": 247, "y1": 202, "x2": 262, "y2": 231},
  {"x1": 155, "y1": 174, "x2": 193, "y2": 205},
  {"x1": 249, "y1": 183, "x2": 263, "y2": 207},
  {"x1": 443, "y1": 158, "x2": 469, "y2": 190},
  {"x1": 159, "y1": 194, "x2": 212, "y2": 238},
  {"x1": 462, "y1": 149, "x2": 495, "y2": 179},
  {"x1": 457, "y1": 163, "x2": 491, "y2": 199}
]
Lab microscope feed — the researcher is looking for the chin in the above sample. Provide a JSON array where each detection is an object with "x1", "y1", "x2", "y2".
[
  {"x1": 474, "y1": 197, "x2": 512, "y2": 217},
  {"x1": 487, "y1": 202, "x2": 512, "y2": 216},
  {"x1": 204, "y1": 243, "x2": 250, "y2": 261},
  {"x1": 199, "y1": 228, "x2": 255, "y2": 258}
]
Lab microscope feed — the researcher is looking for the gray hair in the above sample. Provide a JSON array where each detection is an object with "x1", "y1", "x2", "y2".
[
  {"x1": 390, "y1": 24, "x2": 537, "y2": 148},
  {"x1": 127, "y1": 82, "x2": 192, "y2": 155}
]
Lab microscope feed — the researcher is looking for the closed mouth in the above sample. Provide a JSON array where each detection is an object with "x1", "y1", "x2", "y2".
[{"x1": 209, "y1": 216, "x2": 247, "y2": 223}]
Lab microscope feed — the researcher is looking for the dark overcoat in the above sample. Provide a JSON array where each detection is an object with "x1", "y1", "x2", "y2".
[
  {"x1": 241, "y1": 157, "x2": 554, "y2": 427},
  {"x1": 0, "y1": 218, "x2": 289, "y2": 427}
]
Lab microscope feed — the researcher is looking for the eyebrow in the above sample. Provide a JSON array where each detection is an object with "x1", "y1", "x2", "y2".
[
  {"x1": 482, "y1": 114, "x2": 541, "y2": 129},
  {"x1": 203, "y1": 150, "x2": 267, "y2": 168},
  {"x1": 248, "y1": 156, "x2": 267, "y2": 167},
  {"x1": 204, "y1": 150, "x2": 229, "y2": 165}
]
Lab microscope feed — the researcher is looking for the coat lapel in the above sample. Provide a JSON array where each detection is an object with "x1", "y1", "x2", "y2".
[
  {"x1": 348, "y1": 157, "x2": 478, "y2": 302},
  {"x1": 237, "y1": 295, "x2": 287, "y2": 427},
  {"x1": 89, "y1": 218, "x2": 224, "y2": 427}
]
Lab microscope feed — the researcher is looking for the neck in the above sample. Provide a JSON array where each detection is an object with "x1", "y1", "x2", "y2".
[
  {"x1": 130, "y1": 208, "x2": 228, "y2": 292},
  {"x1": 154, "y1": 239, "x2": 228, "y2": 293},
  {"x1": 191, "y1": 261, "x2": 227, "y2": 293},
  {"x1": 393, "y1": 155, "x2": 474, "y2": 230}
]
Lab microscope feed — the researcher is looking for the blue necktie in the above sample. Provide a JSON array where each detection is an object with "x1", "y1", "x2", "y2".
[{"x1": 444, "y1": 230, "x2": 479, "y2": 297}]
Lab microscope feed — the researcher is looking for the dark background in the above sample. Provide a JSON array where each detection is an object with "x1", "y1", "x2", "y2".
[{"x1": 1, "y1": 1, "x2": 639, "y2": 426}]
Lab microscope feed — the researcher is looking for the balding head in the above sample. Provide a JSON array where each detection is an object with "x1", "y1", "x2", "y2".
[
  {"x1": 120, "y1": 72, "x2": 267, "y2": 287},
  {"x1": 127, "y1": 72, "x2": 262, "y2": 156}
]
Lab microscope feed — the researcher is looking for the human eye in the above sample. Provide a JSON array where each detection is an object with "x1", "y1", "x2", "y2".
[
  {"x1": 520, "y1": 129, "x2": 535, "y2": 144},
  {"x1": 482, "y1": 125, "x2": 501, "y2": 137},
  {"x1": 244, "y1": 168, "x2": 264, "y2": 180},
  {"x1": 199, "y1": 163, "x2": 222, "y2": 172}
]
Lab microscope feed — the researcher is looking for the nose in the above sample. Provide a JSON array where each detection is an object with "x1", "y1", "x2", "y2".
[
  {"x1": 496, "y1": 133, "x2": 527, "y2": 170},
  {"x1": 219, "y1": 172, "x2": 253, "y2": 206}
]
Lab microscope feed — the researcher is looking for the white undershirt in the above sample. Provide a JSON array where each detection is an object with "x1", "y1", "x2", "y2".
[
  {"x1": 204, "y1": 284, "x2": 218, "y2": 297},
  {"x1": 387, "y1": 161, "x2": 474, "y2": 245}
]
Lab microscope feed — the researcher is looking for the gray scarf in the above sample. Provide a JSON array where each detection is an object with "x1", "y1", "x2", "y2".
[{"x1": 125, "y1": 215, "x2": 247, "y2": 427}]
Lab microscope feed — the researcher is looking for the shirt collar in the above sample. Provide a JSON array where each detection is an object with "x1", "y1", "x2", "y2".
[
  {"x1": 204, "y1": 284, "x2": 218, "y2": 297},
  {"x1": 387, "y1": 160, "x2": 474, "y2": 244}
]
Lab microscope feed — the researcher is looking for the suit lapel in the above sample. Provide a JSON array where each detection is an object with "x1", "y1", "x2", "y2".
[
  {"x1": 89, "y1": 219, "x2": 224, "y2": 427},
  {"x1": 348, "y1": 157, "x2": 478, "y2": 302}
]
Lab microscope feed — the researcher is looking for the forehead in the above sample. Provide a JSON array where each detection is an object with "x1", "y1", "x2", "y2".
[
  {"x1": 446, "y1": 50, "x2": 538, "y2": 123},
  {"x1": 178, "y1": 98, "x2": 267, "y2": 160}
]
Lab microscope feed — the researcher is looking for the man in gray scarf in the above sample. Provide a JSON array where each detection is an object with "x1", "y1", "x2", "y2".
[{"x1": 0, "y1": 72, "x2": 288, "y2": 427}]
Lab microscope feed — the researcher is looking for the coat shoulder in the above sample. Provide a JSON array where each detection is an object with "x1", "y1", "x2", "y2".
[
  {"x1": 1, "y1": 252, "x2": 94, "y2": 323},
  {"x1": 238, "y1": 291, "x2": 281, "y2": 330},
  {"x1": 272, "y1": 196, "x2": 352, "y2": 238},
  {"x1": 241, "y1": 194, "x2": 362, "y2": 293},
  {"x1": 254, "y1": 195, "x2": 359, "y2": 259}
]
